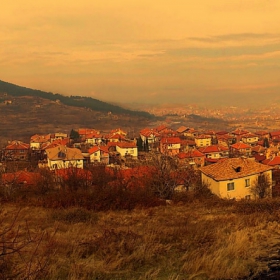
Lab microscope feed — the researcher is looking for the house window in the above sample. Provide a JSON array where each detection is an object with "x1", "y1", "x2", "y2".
[
  {"x1": 227, "y1": 182, "x2": 234, "y2": 191},
  {"x1": 245, "y1": 178, "x2": 250, "y2": 187},
  {"x1": 130, "y1": 150, "x2": 134, "y2": 154}
]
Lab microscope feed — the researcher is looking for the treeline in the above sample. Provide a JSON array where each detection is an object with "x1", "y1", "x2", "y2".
[
  {"x1": 0, "y1": 80, "x2": 154, "y2": 118},
  {"x1": 0, "y1": 156, "x2": 208, "y2": 211}
]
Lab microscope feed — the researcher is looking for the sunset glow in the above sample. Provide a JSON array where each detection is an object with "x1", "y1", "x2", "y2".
[{"x1": 1, "y1": 1, "x2": 280, "y2": 104}]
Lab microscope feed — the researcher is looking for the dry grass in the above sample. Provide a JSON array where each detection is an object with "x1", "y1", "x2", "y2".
[{"x1": 1, "y1": 198, "x2": 280, "y2": 279}]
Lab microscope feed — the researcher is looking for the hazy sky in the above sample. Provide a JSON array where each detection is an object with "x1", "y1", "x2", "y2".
[{"x1": 1, "y1": 1, "x2": 280, "y2": 105}]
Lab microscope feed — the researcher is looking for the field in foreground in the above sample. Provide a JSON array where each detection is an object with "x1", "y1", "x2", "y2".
[{"x1": 2, "y1": 198, "x2": 280, "y2": 279}]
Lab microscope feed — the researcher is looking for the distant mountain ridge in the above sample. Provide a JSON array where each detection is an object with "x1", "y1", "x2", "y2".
[{"x1": 0, "y1": 80, "x2": 153, "y2": 119}]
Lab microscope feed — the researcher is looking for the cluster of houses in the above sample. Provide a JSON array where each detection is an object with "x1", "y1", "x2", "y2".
[{"x1": 2, "y1": 125, "x2": 280, "y2": 200}]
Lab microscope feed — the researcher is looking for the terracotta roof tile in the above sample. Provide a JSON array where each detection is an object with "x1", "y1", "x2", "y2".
[
  {"x1": 46, "y1": 145, "x2": 84, "y2": 160},
  {"x1": 231, "y1": 142, "x2": 251, "y2": 150},
  {"x1": 176, "y1": 126, "x2": 188, "y2": 133},
  {"x1": 262, "y1": 156, "x2": 280, "y2": 166},
  {"x1": 116, "y1": 142, "x2": 137, "y2": 148},
  {"x1": 6, "y1": 140, "x2": 29, "y2": 150},
  {"x1": 198, "y1": 145, "x2": 228, "y2": 154},
  {"x1": 161, "y1": 137, "x2": 181, "y2": 144},
  {"x1": 177, "y1": 150, "x2": 205, "y2": 159},
  {"x1": 200, "y1": 158, "x2": 272, "y2": 181}
]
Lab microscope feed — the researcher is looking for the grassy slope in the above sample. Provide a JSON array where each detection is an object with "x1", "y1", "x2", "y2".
[
  {"x1": 2, "y1": 199, "x2": 280, "y2": 279},
  {"x1": 0, "y1": 80, "x2": 153, "y2": 118}
]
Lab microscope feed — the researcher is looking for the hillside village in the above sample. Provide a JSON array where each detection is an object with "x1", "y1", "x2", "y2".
[{"x1": 1, "y1": 124, "x2": 280, "y2": 201}]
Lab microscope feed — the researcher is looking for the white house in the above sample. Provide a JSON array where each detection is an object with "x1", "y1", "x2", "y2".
[
  {"x1": 198, "y1": 145, "x2": 229, "y2": 162},
  {"x1": 116, "y1": 142, "x2": 138, "y2": 158},
  {"x1": 241, "y1": 133, "x2": 259, "y2": 146},
  {"x1": 45, "y1": 145, "x2": 84, "y2": 170},
  {"x1": 200, "y1": 158, "x2": 273, "y2": 200},
  {"x1": 160, "y1": 137, "x2": 181, "y2": 156},
  {"x1": 88, "y1": 146, "x2": 109, "y2": 164},
  {"x1": 85, "y1": 132, "x2": 103, "y2": 145},
  {"x1": 30, "y1": 134, "x2": 51, "y2": 150}
]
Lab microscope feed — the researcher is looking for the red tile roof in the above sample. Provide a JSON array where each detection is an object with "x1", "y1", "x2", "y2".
[
  {"x1": 140, "y1": 128, "x2": 160, "y2": 138},
  {"x1": 270, "y1": 130, "x2": 280, "y2": 137},
  {"x1": 251, "y1": 145, "x2": 266, "y2": 153},
  {"x1": 177, "y1": 150, "x2": 205, "y2": 159},
  {"x1": 107, "y1": 142, "x2": 118, "y2": 147},
  {"x1": 6, "y1": 140, "x2": 29, "y2": 150},
  {"x1": 241, "y1": 133, "x2": 258, "y2": 139},
  {"x1": 176, "y1": 126, "x2": 189, "y2": 133},
  {"x1": 116, "y1": 142, "x2": 137, "y2": 148},
  {"x1": 199, "y1": 145, "x2": 228, "y2": 154},
  {"x1": 41, "y1": 138, "x2": 69, "y2": 150},
  {"x1": 104, "y1": 133, "x2": 126, "y2": 140},
  {"x1": 200, "y1": 158, "x2": 273, "y2": 181},
  {"x1": 85, "y1": 132, "x2": 102, "y2": 139},
  {"x1": 161, "y1": 137, "x2": 181, "y2": 144},
  {"x1": 262, "y1": 156, "x2": 280, "y2": 166},
  {"x1": 88, "y1": 146, "x2": 99, "y2": 154},
  {"x1": 254, "y1": 154, "x2": 266, "y2": 162},
  {"x1": 88, "y1": 146, "x2": 109, "y2": 154},
  {"x1": 196, "y1": 134, "x2": 212, "y2": 139},
  {"x1": 231, "y1": 142, "x2": 251, "y2": 150},
  {"x1": 30, "y1": 134, "x2": 51, "y2": 143}
]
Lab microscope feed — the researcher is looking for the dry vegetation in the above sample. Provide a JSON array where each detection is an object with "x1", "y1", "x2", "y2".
[
  {"x1": 2, "y1": 193, "x2": 280, "y2": 279},
  {"x1": 1, "y1": 160, "x2": 280, "y2": 279}
]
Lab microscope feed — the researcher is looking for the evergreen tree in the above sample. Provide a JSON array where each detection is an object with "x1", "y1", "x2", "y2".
[
  {"x1": 263, "y1": 137, "x2": 270, "y2": 148},
  {"x1": 145, "y1": 139, "x2": 149, "y2": 152},
  {"x1": 137, "y1": 137, "x2": 143, "y2": 151},
  {"x1": 70, "y1": 129, "x2": 80, "y2": 141}
]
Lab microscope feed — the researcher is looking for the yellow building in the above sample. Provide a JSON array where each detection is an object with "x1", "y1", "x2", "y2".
[
  {"x1": 195, "y1": 134, "x2": 212, "y2": 147},
  {"x1": 200, "y1": 158, "x2": 273, "y2": 200}
]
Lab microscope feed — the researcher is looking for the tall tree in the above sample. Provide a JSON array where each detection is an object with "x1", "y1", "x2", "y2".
[
  {"x1": 70, "y1": 129, "x2": 80, "y2": 141},
  {"x1": 145, "y1": 139, "x2": 149, "y2": 152},
  {"x1": 137, "y1": 137, "x2": 143, "y2": 152},
  {"x1": 263, "y1": 137, "x2": 270, "y2": 148}
]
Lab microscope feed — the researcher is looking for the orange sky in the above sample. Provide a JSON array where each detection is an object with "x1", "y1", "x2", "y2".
[{"x1": 1, "y1": 1, "x2": 280, "y2": 105}]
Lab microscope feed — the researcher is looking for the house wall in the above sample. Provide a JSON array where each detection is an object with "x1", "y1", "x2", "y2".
[
  {"x1": 116, "y1": 146, "x2": 138, "y2": 157},
  {"x1": 90, "y1": 151, "x2": 101, "y2": 162},
  {"x1": 201, "y1": 170, "x2": 272, "y2": 200},
  {"x1": 4, "y1": 149, "x2": 29, "y2": 160},
  {"x1": 180, "y1": 157, "x2": 205, "y2": 168},
  {"x1": 86, "y1": 139, "x2": 96, "y2": 145},
  {"x1": 48, "y1": 159, "x2": 84, "y2": 170},
  {"x1": 30, "y1": 143, "x2": 40, "y2": 149},
  {"x1": 160, "y1": 143, "x2": 180, "y2": 155},
  {"x1": 242, "y1": 136, "x2": 259, "y2": 144},
  {"x1": 195, "y1": 138, "x2": 211, "y2": 147},
  {"x1": 86, "y1": 138, "x2": 102, "y2": 145},
  {"x1": 206, "y1": 152, "x2": 220, "y2": 159}
]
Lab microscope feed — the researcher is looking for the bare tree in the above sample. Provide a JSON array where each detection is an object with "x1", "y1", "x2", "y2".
[
  {"x1": 146, "y1": 153, "x2": 179, "y2": 199},
  {"x1": 251, "y1": 173, "x2": 272, "y2": 199}
]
